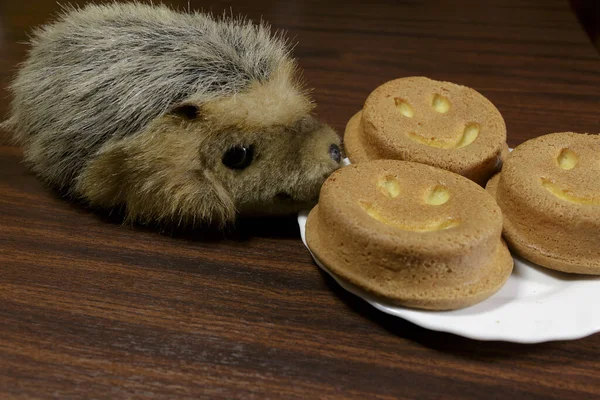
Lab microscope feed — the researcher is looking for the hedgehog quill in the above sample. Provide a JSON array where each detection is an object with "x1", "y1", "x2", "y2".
[{"x1": 2, "y1": 3, "x2": 342, "y2": 228}]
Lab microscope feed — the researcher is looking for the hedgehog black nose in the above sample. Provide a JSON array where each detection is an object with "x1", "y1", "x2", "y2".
[{"x1": 329, "y1": 144, "x2": 341, "y2": 163}]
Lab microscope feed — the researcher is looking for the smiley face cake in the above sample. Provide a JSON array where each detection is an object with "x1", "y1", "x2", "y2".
[
  {"x1": 487, "y1": 132, "x2": 600, "y2": 275},
  {"x1": 306, "y1": 160, "x2": 513, "y2": 310},
  {"x1": 344, "y1": 77, "x2": 509, "y2": 185}
]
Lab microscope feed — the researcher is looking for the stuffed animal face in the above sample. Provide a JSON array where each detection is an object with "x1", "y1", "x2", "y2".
[{"x1": 214, "y1": 116, "x2": 341, "y2": 216}]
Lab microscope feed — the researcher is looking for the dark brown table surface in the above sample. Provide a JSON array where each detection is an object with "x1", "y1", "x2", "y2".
[{"x1": 1, "y1": 0, "x2": 599, "y2": 398}]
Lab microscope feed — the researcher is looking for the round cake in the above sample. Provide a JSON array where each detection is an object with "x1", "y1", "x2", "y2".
[
  {"x1": 306, "y1": 160, "x2": 513, "y2": 310},
  {"x1": 344, "y1": 77, "x2": 508, "y2": 185},
  {"x1": 486, "y1": 132, "x2": 600, "y2": 275}
]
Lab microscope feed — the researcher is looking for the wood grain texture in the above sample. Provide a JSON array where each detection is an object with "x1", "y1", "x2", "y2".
[{"x1": 1, "y1": 0, "x2": 599, "y2": 399}]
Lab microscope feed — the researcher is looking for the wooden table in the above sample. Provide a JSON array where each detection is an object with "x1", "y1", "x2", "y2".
[{"x1": 1, "y1": 0, "x2": 599, "y2": 398}]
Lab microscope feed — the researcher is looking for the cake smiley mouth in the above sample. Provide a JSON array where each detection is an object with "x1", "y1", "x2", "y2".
[
  {"x1": 359, "y1": 201, "x2": 461, "y2": 232},
  {"x1": 407, "y1": 123, "x2": 480, "y2": 149},
  {"x1": 540, "y1": 178, "x2": 600, "y2": 206}
]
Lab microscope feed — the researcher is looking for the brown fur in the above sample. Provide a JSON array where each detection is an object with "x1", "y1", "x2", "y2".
[{"x1": 201, "y1": 60, "x2": 314, "y2": 131}]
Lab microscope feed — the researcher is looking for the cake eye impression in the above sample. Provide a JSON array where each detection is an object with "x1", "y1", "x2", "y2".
[
  {"x1": 557, "y1": 148, "x2": 578, "y2": 170},
  {"x1": 426, "y1": 185, "x2": 450, "y2": 205},
  {"x1": 432, "y1": 94, "x2": 450, "y2": 113},
  {"x1": 394, "y1": 98, "x2": 414, "y2": 118},
  {"x1": 378, "y1": 175, "x2": 401, "y2": 198}
]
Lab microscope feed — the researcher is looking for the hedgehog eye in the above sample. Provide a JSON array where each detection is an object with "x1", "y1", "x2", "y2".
[
  {"x1": 171, "y1": 104, "x2": 199, "y2": 120},
  {"x1": 222, "y1": 145, "x2": 254, "y2": 170}
]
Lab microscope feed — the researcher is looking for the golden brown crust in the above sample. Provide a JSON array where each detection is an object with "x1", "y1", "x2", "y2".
[
  {"x1": 487, "y1": 132, "x2": 600, "y2": 275},
  {"x1": 343, "y1": 110, "x2": 370, "y2": 163},
  {"x1": 344, "y1": 77, "x2": 507, "y2": 185},
  {"x1": 306, "y1": 160, "x2": 513, "y2": 310}
]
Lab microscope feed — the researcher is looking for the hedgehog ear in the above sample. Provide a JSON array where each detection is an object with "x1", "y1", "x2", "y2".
[{"x1": 170, "y1": 103, "x2": 200, "y2": 120}]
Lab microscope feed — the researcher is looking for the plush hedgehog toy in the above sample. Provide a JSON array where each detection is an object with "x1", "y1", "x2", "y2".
[{"x1": 3, "y1": 3, "x2": 342, "y2": 227}]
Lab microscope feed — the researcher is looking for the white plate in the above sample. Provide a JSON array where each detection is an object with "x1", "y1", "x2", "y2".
[{"x1": 298, "y1": 159, "x2": 600, "y2": 343}]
